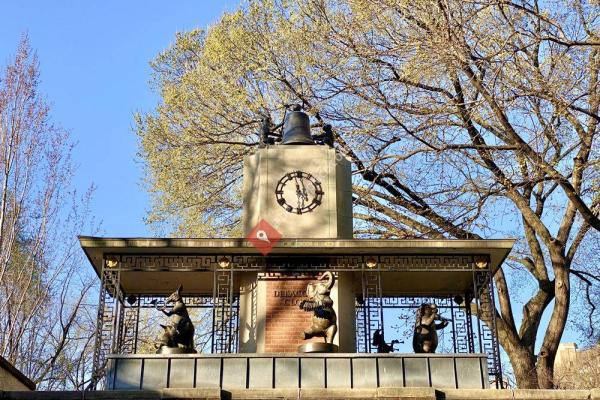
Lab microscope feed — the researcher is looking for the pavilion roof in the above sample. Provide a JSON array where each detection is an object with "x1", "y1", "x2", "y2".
[{"x1": 79, "y1": 236, "x2": 514, "y2": 276}]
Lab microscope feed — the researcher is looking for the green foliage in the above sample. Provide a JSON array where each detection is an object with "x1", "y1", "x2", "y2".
[{"x1": 137, "y1": 0, "x2": 600, "y2": 388}]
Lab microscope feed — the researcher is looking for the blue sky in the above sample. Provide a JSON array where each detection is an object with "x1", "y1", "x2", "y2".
[
  {"x1": 0, "y1": 1, "x2": 237, "y2": 236},
  {"x1": 0, "y1": 0, "x2": 582, "y2": 364}
]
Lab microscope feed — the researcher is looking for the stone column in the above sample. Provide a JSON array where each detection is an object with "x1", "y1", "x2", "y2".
[
  {"x1": 238, "y1": 272, "x2": 259, "y2": 353},
  {"x1": 335, "y1": 272, "x2": 356, "y2": 352}
]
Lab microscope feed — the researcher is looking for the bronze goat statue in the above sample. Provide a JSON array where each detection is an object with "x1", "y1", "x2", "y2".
[{"x1": 153, "y1": 285, "x2": 196, "y2": 354}]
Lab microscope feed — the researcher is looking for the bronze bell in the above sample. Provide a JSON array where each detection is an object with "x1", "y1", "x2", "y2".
[{"x1": 281, "y1": 108, "x2": 315, "y2": 145}]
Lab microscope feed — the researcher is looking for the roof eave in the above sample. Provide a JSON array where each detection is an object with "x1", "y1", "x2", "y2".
[{"x1": 79, "y1": 236, "x2": 515, "y2": 276}]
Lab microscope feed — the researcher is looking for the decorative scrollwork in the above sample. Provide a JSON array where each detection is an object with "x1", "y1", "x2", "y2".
[
  {"x1": 472, "y1": 271, "x2": 503, "y2": 387},
  {"x1": 103, "y1": 254, "x2": 477, "y2": 272},
  {"x1": 212, "y1": 269, "x2": 239, "y2": 353},
  {"x1": 91, "y1": 268, "x2": 121, "y2": 389},
  {"x1": 118, "y1": 255, "x2": 217, "y2": 271},
  {"x1": 91, "y1": 253, "x2": 501, "y2": 389}
]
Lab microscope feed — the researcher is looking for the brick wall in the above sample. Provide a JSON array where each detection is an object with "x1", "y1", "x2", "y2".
[{"x1": 264, "y1": 274, "x2": 322, "y2": 352}]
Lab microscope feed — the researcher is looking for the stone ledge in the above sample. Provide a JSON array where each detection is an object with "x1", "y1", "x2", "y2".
[
  {"x1": 221, "y1": 389, "x2": 298, "y2": 400},
  {"x1": 1, "y1": 388, "x2": 598, "y2": 400},
  {"x1": 222, "y1": 388, "x2": 437, "y2": 399},
  {"x1": 0, "y1": 390, "x2": 161, "y2": 400},
  {"x1": 0, "y1": 387, "x2": 438, "y2": 400},
  {"x1": 438, "y1": 389, "x2": 513, "y2": 399},
  {"x1": 162, "y1": 388, "x2": 221, "y2": 400},
  {"x1": 511, "y1": 389, "x2": 591, "y2": 400},
  {"x1": 377, "y1": 388, "x2": 437, "y2": 399},
  {"x1": 440, "y1": 389, "x2": 592, "y2": 400}
]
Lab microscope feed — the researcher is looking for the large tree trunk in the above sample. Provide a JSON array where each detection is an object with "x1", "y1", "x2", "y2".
[
  {"x1": 536, "y1": 352, "x2": 555, "y2": 389},
  {"x1": 505, "y1": 342, "x2": 539, "y2": 388},
  {"x1": 536, "y1": 255, "x2": 570, "y2": 389}
]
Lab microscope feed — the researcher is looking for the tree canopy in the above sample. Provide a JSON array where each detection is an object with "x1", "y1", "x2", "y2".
[{"x1": 137, "y1": 0, "x2": 600, "y2": 388}]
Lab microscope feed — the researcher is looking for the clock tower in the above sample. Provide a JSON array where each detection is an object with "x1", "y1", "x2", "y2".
[
  {"x1": 239, "y1": 107, "x2": 356, "y2": 353},
  {"x1": 242, "y1": 108, "x2": 353, "y2": 239}
]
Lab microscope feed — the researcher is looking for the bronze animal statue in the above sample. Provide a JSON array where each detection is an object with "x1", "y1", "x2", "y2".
[
  {"x1": 258, "y1": 116, "x2": 283, "y2": 146},
  {"x1": 312, "y1": 124, "x2": 335, "y2": 148},
  {"x1": 298, "y1": 271, "x2": 337, "y2": 344},
  {"x1": 372, "y1": 329, "x2": 402, "y2": 353},
  {"x1": 155, "y1": 323, "x2": 177, "y2": 349},
  {"x1": 412, "y1": 303, "x2": 449, "y2": 353},
  {"x1": 153, "y1": 285, "x2": 196, "y2": 353}
]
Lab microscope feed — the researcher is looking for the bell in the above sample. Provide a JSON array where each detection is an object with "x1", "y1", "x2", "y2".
[{"x1": 281, "y1": 109, "x2": 315, "y2": 145}]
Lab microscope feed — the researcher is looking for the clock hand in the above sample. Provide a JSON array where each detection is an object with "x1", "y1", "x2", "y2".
[
  {"x1": 295, "y1": 184, "x2": 302, "y2": 199},
  {"x1": 298, "y1": 178, "x2": 309, "y2": 201},
  {"x1": 296, "y1": 192, "x2": 304, "y2": 209},
  {"x1": 294, "y1": 177, "x2": 305, "y2": 203}
]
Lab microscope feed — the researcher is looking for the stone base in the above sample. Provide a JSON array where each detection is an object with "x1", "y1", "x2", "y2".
[
  {"x1": 297, "y1": 342, "x2": 339, "y2": 353},
  {"x1": 107, "y1": 353, "x2": 490, "y2": 390},
  {"x1": 3, "y1": 388, "x2": 599, "y2": 400},
  {"x1": 155, "y1": 346, "x2": 196, "y2": 355}
]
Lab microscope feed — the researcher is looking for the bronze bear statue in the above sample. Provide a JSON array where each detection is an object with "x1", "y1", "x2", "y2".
[{"x1": 412, "y1": 303, "x2": 449, "y2": 353}]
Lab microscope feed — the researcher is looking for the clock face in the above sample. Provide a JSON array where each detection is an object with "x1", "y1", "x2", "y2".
[{"x1": 275, "y1": 171, "x2": 324, "y2": 214}]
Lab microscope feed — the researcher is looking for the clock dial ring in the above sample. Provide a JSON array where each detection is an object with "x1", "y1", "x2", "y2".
[{"x1": 275, "y1": 171, "x2": 324, "y2": 214}]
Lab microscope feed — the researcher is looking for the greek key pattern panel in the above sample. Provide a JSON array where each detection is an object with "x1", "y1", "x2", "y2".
[
  {"x1": 91, "y1": 268, "x2": 121, "y2": 389},
  {"x1": 356, "y1": 271, "x2": 383, "y2": 353},
  {"x1": 381, "y1": 297, "x2": 455, "y2": 308},
  {"x1": 378, "y1": 255, "x2": 474, "y2": 271},
  {"x1": 106, "y1": 254, "x2": 479, "y2": 272},
  {"x1": 116, "y1": 255, "x2": 218, "y2": 271},
  {"x1": 212, "y1": 269, "x2": 238, "y2": 353},
  {"x1": 118, "y1": 306, "x2": 139, "y2": 354},
  {"x1": 451, "y1": 303, "x2": 474, "y2": 353}
]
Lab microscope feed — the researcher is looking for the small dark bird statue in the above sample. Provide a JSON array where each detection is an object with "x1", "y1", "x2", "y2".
[{"x1": 372, "y1": 329, "x2": 402, "y2": 353}]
